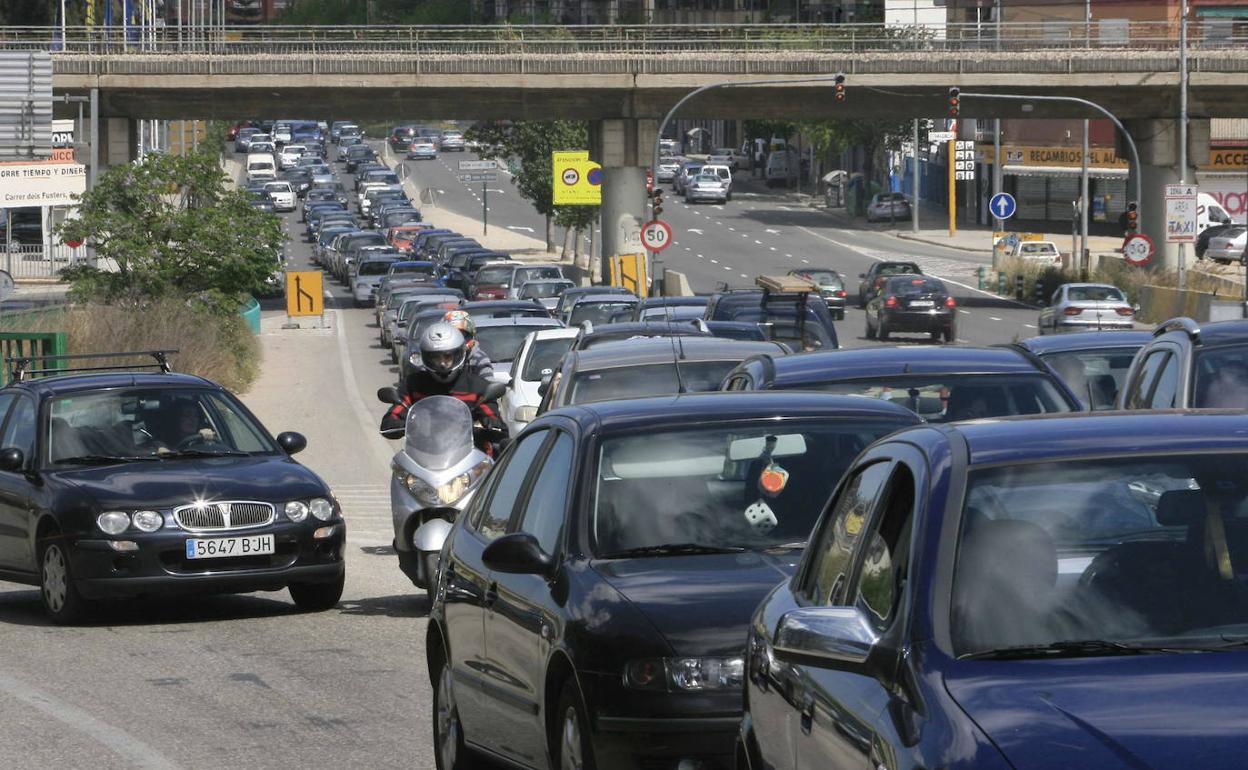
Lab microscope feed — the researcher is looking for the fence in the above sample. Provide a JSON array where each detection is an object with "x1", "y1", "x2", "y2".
[
  {"x1": 2, "y1": 243, "x2": 89, "y2": 280},
  {"x1": 0, "y1": 331, "x2": 67, "y2": 384}
]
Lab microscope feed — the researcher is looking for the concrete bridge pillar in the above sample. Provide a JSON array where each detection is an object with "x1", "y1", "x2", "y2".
[
  {"x1": 1124, "y1": 117, "x2": 1209, "y2": 274},
  {"x1": 99, "y1": 117, "x2": 137, "y2": 171},
  {"x1": 591, "y1": 118, "x2": 658, "y2": 283}
]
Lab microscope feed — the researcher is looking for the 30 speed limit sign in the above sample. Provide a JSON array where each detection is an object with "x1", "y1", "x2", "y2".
[{"x1": 641, "y1": 220, "x2": 673, "y2": 252}]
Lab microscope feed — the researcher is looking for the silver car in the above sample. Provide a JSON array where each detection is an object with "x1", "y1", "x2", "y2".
[
  {"x1": 685, "y1": 173, "x2": 729, "y2": 204},
  {"x1": 440, "y1": 131, "x2": 466, "y2": 152},
  {"x1": 1205, "y1": 226, "x2": 1247, "y2": 264},
  {"x1": 865, "y1": 192, "x2": 912, "y2": 222},
  {"x1": 1038, "y1": 283, "x2": 1137, "y2": 334},
  {"x1": 517, "y1": 279, "x2": 576, "y2": 311}
]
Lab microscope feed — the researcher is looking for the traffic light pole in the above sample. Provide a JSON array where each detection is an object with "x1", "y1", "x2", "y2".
[{"x1": 957, "y1": 93, "x2": 1142, "y2": 224}]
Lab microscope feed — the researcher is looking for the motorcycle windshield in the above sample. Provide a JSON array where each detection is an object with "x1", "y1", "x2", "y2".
[{"x1": 405, "y1": 396, "x2": 474, "y2": 471}]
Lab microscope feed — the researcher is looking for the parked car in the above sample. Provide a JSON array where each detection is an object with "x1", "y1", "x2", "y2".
[
  {"x1": 1204, "y1": 226, "x2": 1247, "y2": 264},
  {"x1": 1037, "y1": 283, "x2": 1137, "y2": 334},
  {"x1": 857, "y1": 260, "x2": 922, "y2": 308},
  {"x1": 499, "y1": 327, "x2": 579, "y2": 435},
  {"x1": 428, "y1": 391, "x2": 919, "y2": 769},
  {"x1": 865, "y1": 191, "x2": 912, "y2": 222},
  {"x1": 721, "y1": 345, "x2": 1082, "y2": 421},
  {"x1": 865, "y1": 275, "x2": 958, "y2": 343},
  {"x1": 0, "y1": 354, "x2": 345, "y2": 623},
  {"x1": 787, "y1": 268, "x2": 847, "y2": 320},
  {"x1": 740, "y1": 410, "x2": 1248, "y2": 770},
  {"x1": 1118, "y1": 317, "x2": 1248, "y2": 410},
  {"x1": 1013, "y1": 330, "x2": 1152, "y2": 410}
]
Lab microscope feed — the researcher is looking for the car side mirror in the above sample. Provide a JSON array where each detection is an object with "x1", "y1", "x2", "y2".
[
  {"x1": 482, "y1": 532, "x2": 553, "y2": 575},
  {"x1": 276, "y1": 431, "x2": 307, "y2": 455},
  {"x1": 773, "y1": 607, "x2": 879, "y2": 668},
  {"x1": 482, "y1": 382, "x2": 507, "y2": 402},
  {"x1": 377, "y1": 386, "x2": 403, "y2": 405},
  {"x1": 537, "y1": 372, "x2": 553, "y2": 397},
  {"x1": 0, "y1": 448, "x2": 23, "y2": 472}
]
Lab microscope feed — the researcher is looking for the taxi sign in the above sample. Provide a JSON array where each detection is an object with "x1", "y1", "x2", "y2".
[
  {"x1": 552, "y1": 151, "x2": 603, "y2": 205},
  {"x1": 285, "y1": 270, "x2": 324, "y2": 317}
]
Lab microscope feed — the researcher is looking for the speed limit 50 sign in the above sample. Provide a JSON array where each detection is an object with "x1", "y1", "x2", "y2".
[{"x1": 641, "y1": 220, "x2": 673, "y2": 252}]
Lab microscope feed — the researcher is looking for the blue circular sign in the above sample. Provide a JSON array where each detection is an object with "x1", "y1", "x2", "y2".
[
  {"x1": 990, "y1": 192, "x2": 1017, "y2": 220},
  {"x1": 587, "y1": 168, "x2": 604, "y2": 186}
]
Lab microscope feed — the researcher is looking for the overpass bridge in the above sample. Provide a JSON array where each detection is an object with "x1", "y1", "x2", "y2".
[{"x1": 5, "y1": 21, "x2": 1245, "y2": 269}]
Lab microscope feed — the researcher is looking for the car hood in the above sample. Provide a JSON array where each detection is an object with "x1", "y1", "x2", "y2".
[
  {"x1": 944, "y1": 654, "x2": 1248, "y2": 770},
  {"x1": 592, "y1": 550, "x2": 798, "y2": 656},
  {"x1": 53, "y1": 455, "x2": 325, "y2": 510}
]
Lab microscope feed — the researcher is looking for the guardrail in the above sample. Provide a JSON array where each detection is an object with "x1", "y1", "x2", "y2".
[{"x1": 2, "y1": 20, "x2": 1246, "y2": 54}]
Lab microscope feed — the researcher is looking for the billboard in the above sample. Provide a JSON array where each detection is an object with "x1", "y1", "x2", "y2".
[{"x1": 0, "y1": 163, "x2": 87, "y2": 209}]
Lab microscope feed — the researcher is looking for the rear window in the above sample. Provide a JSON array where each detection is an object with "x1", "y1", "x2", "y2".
[
  {"x1": 475, "y1": 325, "x2": 551, "y2": 365},
  {"x1": 570, "y1": 301, "x2": 640, "y2": 326},
  {"x1": 798, "y1": 270, "x2": 842, "y2": 288},
  {"x1": 879, "y1": 263, "x2": 920, "y2": 276},
  {"x1": 888, "y1": 277, "x2": 946, "y2": 295},
  {"x1": 476, "y1": 267, "x2": 514, "y2": 285},
  {"x1": 570, "y1": 361, "x2": 740, "y2": 404},
  {"x1": 359, "y1": 261, "x2": 395, "y2": 276},
  {"x1": 1020, "y1": 243, "x2": 1058, "y2": 255},
  {"x1": 523, "y1": 337, "x2": 575, "y2": 381},
  {"x1": 1067, "y1": 286, "x2": 1126, "y2": 302},
  {"x1": 391, "y1": 264, "x2": 431, "y2": 275},
  {"x1": 1042, "y1": 346, "x2": 1141, "y2": 410},
  {"x1": 803, "y1": 374, "x2": 1073, "y2": 422},
  {"x1": 516, "y1": 266, "x2": 564, "y2": 283},
  {"x1": 1194, "y1": 344, "x2": 1248, "y2": 409}
]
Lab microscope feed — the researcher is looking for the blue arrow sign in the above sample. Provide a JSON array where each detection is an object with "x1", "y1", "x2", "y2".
[{"x1": 990, "y1": 192, "x2": 1017, "y2": 220}]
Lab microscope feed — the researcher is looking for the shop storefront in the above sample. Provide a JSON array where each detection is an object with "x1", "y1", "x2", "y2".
[
  {"x1": 1198, "y1": 148, "x2": 1248, "y2": 224},
  {"x1": 980, "y1": 144, "x2": 1129, "y2": 226}
]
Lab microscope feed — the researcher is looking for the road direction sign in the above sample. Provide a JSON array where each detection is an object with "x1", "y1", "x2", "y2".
[
  {"x1": 1164, "y1": 184, "x2": 1198, "y2": 244},
  {"x1": 458, "y1": 160, "x2": 496, "y2": 171},
  {"x1": 461, "y1": 173, "x2": 497, "y2": 182},
  {"x1": 929, "y1": 131, "x2": 955, "y2": 142},
  {"x1": 1123, "y1": 233, "x2": 1155, "y2": 266},
  {"x1": 641, "y1": 220, "x2": 673, "y2": 252},
  {"x1": 990, "y1": 192, "x2": 1017, "y2": 220},
  {"x1": 285, "y1": 270, "x2": 324, "y2": 317}
]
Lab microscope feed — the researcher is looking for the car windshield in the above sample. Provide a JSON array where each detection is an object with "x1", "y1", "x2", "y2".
[
  {"x1": 570, "y1": 301, "x2": 640, "y2": 326},
  {"x1": 475, "y1": 325, "x2": 551, "y2": 364},
  {"x1": 358, "y1": 261, "x2": 395, "y2": 276},
  {"x1": 516, "y1": 267, "x2": 563, "y2": 283},
  {"x1": 798, "y1": 270, "x2": 841, "y2": 287},
  {"x1": 520, "y1": 282, "x2": 569, "y2": 300},
  {"x1": 806, "y1": 374, "x2": 1072, "y2": 422},
  {"x1": 570, "y1": 360, "x2": 741, "y2": 404},
  {"x1": 1066, "y1": 286, "x2": 1127, "y2": 302},
  {"x1": 1042, "y1": 346, "x2": 1141, "y2": 410},
  {"x1": 592, "y1": 419, "x2": 909, "y2": 556},
  {"x1": 953, "y1": 454, "x2": 1248, "y2": 657},
  {"x1": 522, "y1": 337, "x2": 575, "y2": 381},
  {"x1": 475, "y1": 267, "x2": 513, "y2": 285},
  {"x1": 47, "y1": 388, "x2": 276, "y2": 463},
  {"x1": 693, "y1": 174, "x2": 721, "y2": 183},
  {"x1": 1194, "y1": 344, "x2": 1248, "y2": 408}
]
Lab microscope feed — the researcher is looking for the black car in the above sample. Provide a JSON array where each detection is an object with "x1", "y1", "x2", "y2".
[
  {"x1": 704, "y1": 288, "x2": 839, "y2": 351},
  {"x1": 857, "y1": 260, "x2": 922, "y2": 308},
  {"x1": 864, "y1": 274, "x2": 957, "y2": 343},
  {"x1": 0, "y1": 355, "x2": 345, "y2": 623},
  {"x1": 1118, "y1": 317, "x2": 1248, "y2": 410},
  {"x1": 570, "y1": 320, "x2": 712, "y2": 351},
  {"x1": 1013, "y1": 329, "x2": 1151, "y2": 410},
  {"x1": 460, "y1": 299, "x2": 551, "y2": 319},
  {"x1": 631, "y1": 296, "x2": 710, "y2": 322},
  {"x1": 426, "y1": 391, "x2": 921, "y2": 770},
  {"x1": 721, "y1": 345, "x2": 1082, "y2": 422}
]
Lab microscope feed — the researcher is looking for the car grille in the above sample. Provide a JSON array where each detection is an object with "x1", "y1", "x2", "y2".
[{"x1": 173, "y1": 501, "x2": 275, "y2": 532}]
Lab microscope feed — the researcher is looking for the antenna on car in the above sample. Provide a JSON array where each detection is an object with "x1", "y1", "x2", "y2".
[{"x1": 657, "y1": 295, "x2": 689, "y2": 394}]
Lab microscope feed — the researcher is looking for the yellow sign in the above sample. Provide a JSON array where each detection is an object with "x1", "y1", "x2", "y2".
[
  {"x1": 1204, "y1": 149, "x2": 1248, "y2": 171},
  {"x1": 979, "y1": 144, "x2": 1128, "y2": 169},
  {"x1": 285, "y1": 271, "x2": 324, "y2": 317},
  {"x1": 608, "y1": 253, "x2": 648, "y2": 298},
  {"x1": 552, "y1": 151, "x2": 603, "y2": 206}
]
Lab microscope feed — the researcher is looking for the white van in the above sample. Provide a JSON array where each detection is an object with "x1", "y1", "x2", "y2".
[
  {"x1": 765, "y1": 148, "x2": 798, "y2": 188},
  {"x1": 702, "y1": 163, "x2": 734, "y2": 199},
  {"x1": 1198, "y1": 192, "x2": 1234, "y2": 233},
  {"x1": 246, "y1": 154, "x2": 277, "y2": 182}
]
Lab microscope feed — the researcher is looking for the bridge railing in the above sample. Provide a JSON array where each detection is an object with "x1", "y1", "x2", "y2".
[{"x1": 1, "y1": 21, "x2": 1246, "y2": 55}]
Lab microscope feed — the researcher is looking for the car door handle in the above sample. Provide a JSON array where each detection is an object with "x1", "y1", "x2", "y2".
[{"x1": 483, "y1": 582, "x2": 498, "y2": 608}]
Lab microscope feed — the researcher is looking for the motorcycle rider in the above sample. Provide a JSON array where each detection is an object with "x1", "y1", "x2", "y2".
[
  {"x1": 443, "y1": 309, "x2": 495, "y2": 379},
  {"x1": 381, "y1": 322, "x2": 506, "y2": 451}
]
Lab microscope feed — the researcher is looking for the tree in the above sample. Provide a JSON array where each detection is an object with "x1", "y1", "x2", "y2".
[
  {"x1": 465, "y1": 121, "x2": 598, "y2": 253},
  {"x1": 57, "y1": 150, "x2": 286, "y2": 309},
  {"x1": 796, "y1": 118, "x2": 922, "y2": 215}
]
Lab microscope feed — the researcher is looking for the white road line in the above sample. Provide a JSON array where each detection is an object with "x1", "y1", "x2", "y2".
[
  {"x1": 1024, "y1": 324, "x2": 1038, "y2": 328},
  {"x1": 959, "y1": 309, "x2": 971, "y2": 315},
  {"x1": 801, "y1": 258, "x2": 810, "y2": 264},
  {"x1": 334, "y1": 309, "x2": 398, "y2": 470},
  {"x1": 769, "y1": 247, "x2": 777, "y2": 251},
  {"x1": 723, "y1": 266, "x2": 732, "y2": 271},
  {"x1": 697, "y1": 254, "x2": 704, "y2": 258},
  {"x1": 740, "y1": 273, "x2": 749, "y2": 278},
  {"x1": 710, "y1": 259, "x2": 719, "y2": 264},
  {"x1": 754, "y1": 240, "x2": 763, "y2": 245},
  {"x1": 989, "y1": 316, "x2": 1003, "y2": 321}
]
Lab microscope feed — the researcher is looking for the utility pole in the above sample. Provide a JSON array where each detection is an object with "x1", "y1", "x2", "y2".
[
  {"x1": 912, "y1": 118, "x2": 920, "y2": 233},
  {"x1": 1178, "y1": 0, "x2": 1190, "y2": 289},
  {"x1": 993, "y1": 0, "x2": 1003, "y2": 233}
]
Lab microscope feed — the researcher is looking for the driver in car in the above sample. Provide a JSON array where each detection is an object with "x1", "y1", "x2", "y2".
[{"x1": 160, "y1": 401, "x2": 216, "y2": 451}]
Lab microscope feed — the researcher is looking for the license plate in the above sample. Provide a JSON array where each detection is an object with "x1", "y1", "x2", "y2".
[
  {"x1": 909, "y1": 300, "x2": 934, "y2": 308},
  {"x1": 185, "y1": 535, "x2": 275, "y2": 560}
]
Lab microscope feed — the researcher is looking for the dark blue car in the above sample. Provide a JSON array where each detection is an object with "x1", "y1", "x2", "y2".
[{"x1": 740, "y1": 410, "x2": 1248, "y2": 770}]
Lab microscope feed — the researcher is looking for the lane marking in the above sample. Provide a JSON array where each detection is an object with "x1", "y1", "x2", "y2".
[
  {"x1": 1024, "y1": 324, "x2": 1038, "y2": 328},
  {"x1": 989, "y1": 316, "x2": 1003, "y2": 321}
]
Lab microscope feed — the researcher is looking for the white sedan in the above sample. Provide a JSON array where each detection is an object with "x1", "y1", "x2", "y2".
[
  {"x1": 500, "y1": 327, "x2": 578, "y2": 435},
  {"x1": 262, "y1": 181, "x2": 296, "y2": 212}
]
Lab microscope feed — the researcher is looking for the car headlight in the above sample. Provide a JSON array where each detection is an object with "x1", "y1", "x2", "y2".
[
  {"x1": 131, "y1": 510, "x2": 163, "y2": 533},
  {"x1": 97, "y1": 511, "x2": 131, "y2": 535},
  {"x1": 513, "y1": 405, "x2": 539, "y2": 423},
  {"x1": 284, "y1": 501, "x2": 309, "y2": 522},
  {"x1": 623, "y1": 657, "x2": 744, "y2": 692},
  {"x1": 309, "y1": 497, "x2": 334, "y2": 521}
]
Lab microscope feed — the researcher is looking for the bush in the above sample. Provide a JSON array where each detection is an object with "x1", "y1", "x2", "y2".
[{"x1": 0, "y1": 299, "x2": 260, "y2": 393}]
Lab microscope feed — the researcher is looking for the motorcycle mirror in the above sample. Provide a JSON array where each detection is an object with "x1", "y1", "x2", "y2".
[
  {"x1": 482, "y1": 382, "x2": 508, "y2": 402},
  {"x1": 377, "y1": 386, "x2": 403, "y2": 405}
]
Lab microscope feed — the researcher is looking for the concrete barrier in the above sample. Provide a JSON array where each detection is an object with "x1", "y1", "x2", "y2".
[
  {"x1": 1138, "y1": 285, "x2": 1216, "y2": 324},
  {"x1": 663, "y1": 269, "x2": 694, "y2": 297}
]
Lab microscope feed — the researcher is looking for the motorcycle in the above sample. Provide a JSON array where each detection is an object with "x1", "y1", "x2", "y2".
[{"x1": 377, "y1": 387, "x2": 499, "y2": 594}]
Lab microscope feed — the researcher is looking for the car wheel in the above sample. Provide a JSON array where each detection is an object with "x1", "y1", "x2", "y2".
[
  {"x1": 432, "y1": 656, "x2": 470, "y2": 770},
  {"x1": 40, "y1": 539, "x2": 88, "y2": 624},
  {"x1": 555, "y1": 680, "x2": 597, "y2": 770},
  {"x1": 878, "y1": 320, "x2": 890, "y2": 341},
  {"x1": 289, "y1": 571, "x2": 344, "y2": 611},
  {"x1": 422, "y1": 551, "x2": 440, "y2": 595}
]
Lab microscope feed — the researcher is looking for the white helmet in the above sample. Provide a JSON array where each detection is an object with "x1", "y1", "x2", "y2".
[{"x1": 419, "y1": 322, "x2": 467, "y2": 383}]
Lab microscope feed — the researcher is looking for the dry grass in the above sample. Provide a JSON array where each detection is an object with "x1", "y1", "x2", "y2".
[
  {"x1": 995, "y1": 256, "x2": 1239, "y2": 307},
  {"x1": 0, "y1": 299, "x2": 260, "y2": 393}
]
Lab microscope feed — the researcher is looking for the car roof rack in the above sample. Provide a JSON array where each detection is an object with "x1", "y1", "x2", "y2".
[
  {"x1": 1153, "y1": 317, "x2": 1201, "y2": 343},
  {"x1": 7, "y1": 350, "x2": 178, "y2": 382}
]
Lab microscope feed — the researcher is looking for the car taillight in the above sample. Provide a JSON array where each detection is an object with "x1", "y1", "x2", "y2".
[
  {"x1": 945, "y1": 296, "x2": 957, "y2": 307},
  {"x1": 884, "y1": 296, "x2": 899, "y2": 308},
  {"x1": 836, "y1": 290, "x2": 847, "y2": 298},
  {"x1": 1115, "y1": 306, "x2": 1134, "y2": 316},
  {"x1": 1064, "y1": 307, "x2": 1084, "y2": 316}
]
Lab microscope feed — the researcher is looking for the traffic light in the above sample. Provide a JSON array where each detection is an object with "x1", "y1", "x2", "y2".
[
  {"x1": 1125, "y1": 202, "x2": 1138, "y2": 233},
  {"x1": 834, "y1": 72, "x2": 846, "y2": 103},
  {"x1": 948, "y1": 87, "x2": 960, "y2": 118},
  {"x1": 651, "y1": 188, "x2": 664, "y2": 218}
]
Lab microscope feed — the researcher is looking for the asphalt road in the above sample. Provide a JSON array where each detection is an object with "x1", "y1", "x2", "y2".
[{"x1": 0, "y1": 144, "x2": 1044, "y2": 770}]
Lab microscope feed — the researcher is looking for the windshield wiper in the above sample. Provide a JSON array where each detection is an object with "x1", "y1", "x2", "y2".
[
  {"x1": 159, "y1": 449, "x2": 250, "y2": 459},
  {"x1": 958, "y1": 639, "x2": 1189, "y2": 660},
  {"x1": 54, "y1": 454, "x2": 161, "y2": 465},
  {"x1": 599, "y1": 543, "x2": 747, "y2": 559}
]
